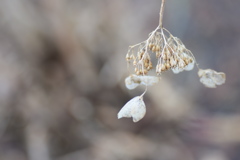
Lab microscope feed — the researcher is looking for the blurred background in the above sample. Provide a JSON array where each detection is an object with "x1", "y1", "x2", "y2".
[{"x1": 0, "y1": 0, "x2": 239, "y2": 160}]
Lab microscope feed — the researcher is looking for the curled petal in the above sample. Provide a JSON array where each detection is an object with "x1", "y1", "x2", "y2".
[
  {"x1": 200, "y1": 76, "x2": 216, "y2": 88},
  {"x1": 212, "y1": 72, "x2": 226, "y2": 85},
  {"x1": 198, "y1": 69, "x2": 204, "y2": 77},
  {"x1": 125, "y1": 76, "x2": 140, "y2": 90},
  {"x1": 172, "y1": 67, "x2": 183, "y2": 74},
  {"x1": 118, "y1": 96, "x2": 146, "y2": 122},
  {"x1": 139, "y1": 76, "x2": 160, "y2": 86},
  {"x1": 125, "y1": 75, "x2": 160, "y2": 90},
  {"x1": 198, "y1": 69, "x2": 226, "y2": 88},
  {"x1": 184, "y1": 60, "x2": 195, "y2": 71}
]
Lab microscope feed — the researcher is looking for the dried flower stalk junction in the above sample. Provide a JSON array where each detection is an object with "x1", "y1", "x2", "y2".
[{"x1": 118, "y1": 0, "x2": 226, "y2": 122}]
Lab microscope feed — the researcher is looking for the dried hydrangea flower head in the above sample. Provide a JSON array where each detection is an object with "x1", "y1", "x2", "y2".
[
  {"x1": 126, "y1": 29, "x2": 196, "y2": 76},
  {"x1": 118, "y1": 0, "x2": 226, "y2": 122}
]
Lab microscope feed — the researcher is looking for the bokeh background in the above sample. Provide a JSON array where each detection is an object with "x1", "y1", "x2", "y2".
[{"x1": 0, "y1": 0, "x2": 240, "y2": 160}]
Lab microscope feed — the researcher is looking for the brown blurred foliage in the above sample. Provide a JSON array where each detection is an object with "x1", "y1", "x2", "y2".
[{"x1": 0, "y1": 0, "x2": 240, "y2": 160}]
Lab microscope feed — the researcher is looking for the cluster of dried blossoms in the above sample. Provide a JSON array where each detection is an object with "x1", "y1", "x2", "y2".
[
  {"x1": 118, "y1": 0, "x2": 226, "y2": 123},
  {"x1": 126, "y1": 28, "x2": 195, "y2": 75}
]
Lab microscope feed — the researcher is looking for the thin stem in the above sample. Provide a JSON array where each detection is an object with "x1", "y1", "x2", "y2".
[
  {"x1": 140, "y1": 86, "x2": 148, "y2": 97},
  {"x1": 159, "y1": 0, "x2": 166, "y2": 28}
]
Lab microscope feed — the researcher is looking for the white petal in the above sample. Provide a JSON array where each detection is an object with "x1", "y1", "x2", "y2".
[
  {"x1": 212, "y1": 72, "x2": 226, "y2": 85},
  {"x1": 125, "y1": 75, "x2": 140, "y2": 90},
  {"x1": 184, "y1": 61, "x2": 195, "y2": 71},
  {"x1": 179, "y1": 60, "x2": 185, "y2": 68},
  {"x1": 139, "y1": 76, "x2": 160, "y2": 86},
  {"x1": 172, "y1": 67, "x2": 183, "y2": 74},
  {"x1": 117, "y1": 96, "x2": 146, "y2": 122},
  {"x1": 125, "y1": 75, "x2": 160, "y2": 90},
  {"x1": 172, "y1": 67, "x2": 179, "y2": 74},
  {"x1": 170, "y1": 57, "x2": 177, "y2": 66},
  {"x1": 200, "y1": 77, "x2": 216, "y2": 88},
  {"x1": 198, "y1": 69, "x2": 226, "y2": 88}
]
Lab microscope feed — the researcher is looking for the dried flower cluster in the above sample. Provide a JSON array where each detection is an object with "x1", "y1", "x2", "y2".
[
  {"x1": 118, "y1": 0, "x2": 226, "y2": 122},
  {"x1": 126, "y1": 28, "x2": 195, "y2": 75}
]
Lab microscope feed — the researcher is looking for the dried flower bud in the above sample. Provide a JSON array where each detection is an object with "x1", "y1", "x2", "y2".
[
  {"x1": 117, "y1": 96, "x2": 146, "y2": 122},
  {"x1": 148, "y1": 43, "x2": 154, "y2": 49},
  {"x1": 179, "y1": 60, "x2": 185, "y2": 68},
  {"x1": 152, "y1": 46, "x2": 156, "y2": 52},
  {"x1": 133, "y1": 60, "x2": 137, "y2": 65},
  {"x1": 126, "y1": 53, "x2": 131, "y2": 60},
  {"x1": 184, "y1": 59, "x2": 195, "y2": 71},
  {"x1": 198, "y1": 69, "x2": 226, "y2": 88}
]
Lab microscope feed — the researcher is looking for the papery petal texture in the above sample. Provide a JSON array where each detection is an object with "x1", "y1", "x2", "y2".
[
  {"x1": 198, "y1": 69, "x2": 226, "y2": 88},
  {"x1": 117, "y1": 96, "x2": 146, "y2": 122},
  {"x1": 125, "y1": 75, "x2": 160, "y2": 90}
]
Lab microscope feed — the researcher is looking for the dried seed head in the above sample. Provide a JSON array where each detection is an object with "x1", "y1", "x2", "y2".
[
  {"x1": 118, "y1": 96, "x2": 146, "y2": 122},
  {"x1": 131, "y1": 55, "x2": 135, "y2": 60},
  {"x1": 163, "y1": 53, "x2": 167, "y2": 60},
  {"x1": 161, "y1": 64, "x2": 166, "y2": 71},
  {"x1": 152, "y1": 46, "x2": 156, "y2": 52},
  {"x1": 134, "y1": 67, "x2": 138, "y2": 73},
  {"x1": 167, "y1": 63, "x2": 171, "y2": 69},
  {"x1": 126, "y1": 27, "x2": 198, "y2": 78},
  {"x1": 143, "y1": 69, "x2": 147, "y2": 75},
  {"x1": 133, "y1": 60, "x2": 137, "y2": 66},
  {"x1": 144, "y1": 62, "x2": 148, "y2": 68},
  {"x1": 126, "y1": 53, "x2": 131, "y2": 61},
  {"x1": 148, "y1": 43, "x2": 154, "y2": 49}
]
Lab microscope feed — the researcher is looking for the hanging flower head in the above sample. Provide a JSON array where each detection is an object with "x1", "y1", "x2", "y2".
[{"x1": 118, "y1": 0, "x2": 226, "y2": 122}]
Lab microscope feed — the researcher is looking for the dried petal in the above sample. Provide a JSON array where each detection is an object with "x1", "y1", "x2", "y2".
[
  {"x1": 178, "y1": 60, "x2": 185, "y2": 68},
  {"x1": 170, "y1": 57, "x2": 177, "y2": 66},
  {"x1": 172, "y1": 67, "x2": 183, "y2": 74},
  {"x1": 184, "y1": 60, "x2": 195, "y2": 71},
  {"x1": 200, "y1": 76, "x2": 216, "y2": 88},
  {"x1": 212, "y1": 72, "x2": 226, "y2": 85},
  {"x1": 198, "y1": 69, "x2": 204, "y2": 77},
  {"x1": 198, "y1": 69, "x2": 226, "y2": 88},
  {"x1": 139, "y1": 75, "x2": 160, "y2": 86},
  {"x1": 117, "y1": 96, "x2": 146, "y2": 122},
  {"x1": 125, "y1": 75, "x2": 160, "y2": 90},
  {"x1": 125, "y1": 75, "x2": 140, "y2": 90}
]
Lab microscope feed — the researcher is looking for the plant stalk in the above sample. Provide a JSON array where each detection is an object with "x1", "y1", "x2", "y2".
[{"x1": 159, "y1": 0, "x2": 166, "y2": 28}]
